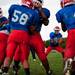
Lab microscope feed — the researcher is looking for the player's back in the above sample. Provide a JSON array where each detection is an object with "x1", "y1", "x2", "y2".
[
  {"x1": 57, "y1": 4, "x2": 75, "y2": 30},
  {"x1": 9, "y1": 4, "x2": 39, "y2": 31}
]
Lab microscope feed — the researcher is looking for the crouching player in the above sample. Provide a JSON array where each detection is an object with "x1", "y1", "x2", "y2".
[
  {"x1": 0, "y1": 8, "x2": 9, "y2": 72},
  {"x1": 45, "y1": 26, "x2": 64, "y2": 57},
  {"x1": 1, "y1": 0, "x2": 40, "y2": 75},
  {"x1": 56, "y1": 0, "x2": 75, "y2": 74}
]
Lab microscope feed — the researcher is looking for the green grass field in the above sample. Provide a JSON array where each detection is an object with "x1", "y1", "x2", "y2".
[{"x1": 9, "y1": 51, "x2": 64, "y2": 75}]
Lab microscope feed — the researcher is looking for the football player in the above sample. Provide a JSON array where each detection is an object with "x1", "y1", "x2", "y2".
[
  {"x1": 13, "y1": 0, "x2": 52, "y2": 75},
  {"x1": 1, "y1": 0, "x2": 40, "y2": 75},
  {"x1": 45, "y1": 26, "x2": 64, "y2": 57},
  {"x1": 0, "y1": 8, "x2": 9, "y2": 73},
  {"x1": 56, "y1": 0, "x2": 75, "y2": 74},
  {"x1": 29, "y1": 0, "x2": 52, "y2": 75}
]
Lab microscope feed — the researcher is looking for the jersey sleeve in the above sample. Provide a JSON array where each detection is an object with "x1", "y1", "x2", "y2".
[
  {"x1": 56, "y1": 11, "x2": 62, "y2": 23},
  {"x1": 32, "y1": 11, "x2": 40, "y2": 27},
  {"x1": 50, "y1": 32, "x2": 54, "y2": 39},
  {"x1": 1, "y1": 17, "x2": 8, "y2": 25},
  {"x1": 42, "y1": 8, "x2": 50, "y2": 18},
  {"x1": 59, "y1": 33, "x2": 62, "y2": 38}
]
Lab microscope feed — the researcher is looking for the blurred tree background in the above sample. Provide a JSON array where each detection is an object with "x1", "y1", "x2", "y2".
[{"x1": 45, "y1": 38, "x2": 66, "y2": 48}]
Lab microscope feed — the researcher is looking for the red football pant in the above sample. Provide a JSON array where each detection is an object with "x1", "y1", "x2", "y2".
[
  {"x1": 7, "y1": 30, "x2": 30, "y2": 64},
  {"x1": 45, "y1": 46, "x2": 63, "y2": 56},
  {"x1": 13, "y1": 46, "x2": 20, "y2": 62},
  {"x1": 30, "y1": 33, "x2": 47, "y2": 62},
  {"x1": 64, "y1": 29, "x2": 75, "y2": 59},
  {"x1": 0, "y1": 33, "x2": 8, "y2": 63}
]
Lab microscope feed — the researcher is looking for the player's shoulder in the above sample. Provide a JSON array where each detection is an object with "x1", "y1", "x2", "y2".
[
  {"x1": 50, "y1": 32, "x2": 55, "y2": 36},
  {"x1": 58, "y1": 33, "x2": 62, "y2": 36},
  {"x1": 56, "y1": 8, "x2": 63, "y2": 16},
  {"x1": 58, "y1": 32, "x2": 62, "y2": 35},
  {"x1": 58, "y1": 5, "x2": 73, "y2": 14},
  {"x1": 42, "y1": 8, "x2": 50, "y2": 18},
  {"x1": 10, "y1": 4, "x2": 17, "y2": 8},
  {"x1": 9, "y1": 4, "x2": 20, "y2": 10},
  {"x1": 49, "y1": 32, "x2": 55, "y2": 38}
]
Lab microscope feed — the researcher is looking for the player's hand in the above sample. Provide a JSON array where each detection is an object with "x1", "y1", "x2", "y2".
[
  {"x1": 42, "y1": 19, "x2": 49, "y2": 26},
  {"x1": 58, "y1": 38, "x2": 63, "y2": 44}
]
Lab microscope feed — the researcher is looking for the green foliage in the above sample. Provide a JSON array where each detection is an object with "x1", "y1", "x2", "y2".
[{"x1": 45, "y1": 38, "x2": 66, "y2": 48}]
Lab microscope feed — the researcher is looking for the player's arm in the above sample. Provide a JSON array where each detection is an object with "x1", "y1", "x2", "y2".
[
  {"x1": 58, "y1": 38, "x2": 63, "y2": 44},
  {"x1": 0, "y1": 17, "x2": 9, "y2": 26},
  {"x1": 56, "y1": 11, "x2": 67, "y2": 32},
  {"x1": 36, "y1": 2, "x2": 50, "y2": 26},
  {"x1": 34, "y1": 2, "x2": 47, "y2": 19},
  {"x1": 0, "y1": 20, "x2": 9, "y2": 25},
  {"x1": 58, "y1": 34, "x2": 64, "y2": 44},
  {"x1": 42, "y1": 19, "x2": 49, "y2": 26},
  {"x1": 61, "y1": 22, "x2": 67, "y2": 32},
  {"x1": 39, "y1": 8, "x2": 49, "y2": 26},
  {"x1": 40, "y1": 8, "x2": 50, "y2": 26},
  {"x1": 0, "y1": 24, "x2": 8, "y2": 30},
  {"x1": 50, "y1": 32, "x2": 54, "y2": 43}
]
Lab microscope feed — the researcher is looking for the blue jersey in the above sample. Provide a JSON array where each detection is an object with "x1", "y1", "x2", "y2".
[
  {"x1": 34, "y1": 8, "x2": 50, "y2": 32},
  {"x1": 50, "y1": 32, "x2": 62, "y2": 47},
  {"x1": 0, "y1": 17, "x2": 9, "y2": 34},
  {"x1": 56, "y1": 4, "x2": 75, "y2": 30},
  {"x1": 0, "y1": 24, "x2": 10, "y2": 32},
  {"x1": 8, "y1": 4, "x2": 40, "y2": 31}
]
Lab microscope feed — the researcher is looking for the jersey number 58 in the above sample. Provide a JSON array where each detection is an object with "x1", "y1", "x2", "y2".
[{"x1": 12, "y1": 10, "x2": 28, "y2": 25}]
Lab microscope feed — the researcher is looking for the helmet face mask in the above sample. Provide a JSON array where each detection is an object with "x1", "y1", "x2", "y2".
[
  {"x1": 54, "y1": 26, "x2": 60, "y2": 34},
  {"x1": 55, "y1": 30, "x2": 60, "y2": 34}
]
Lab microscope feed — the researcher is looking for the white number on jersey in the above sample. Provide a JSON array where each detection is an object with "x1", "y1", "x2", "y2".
[{"x1": 12, "y1": 10, "x2": 28, "y2": 25}]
